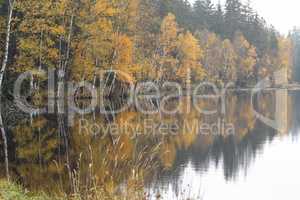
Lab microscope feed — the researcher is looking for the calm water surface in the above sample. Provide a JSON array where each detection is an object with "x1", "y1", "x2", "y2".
[
  {"x1": 0, "y1": 90, "x2": 299, "y2": 200},
  {"x1": 146, "y1": 91, "x2": 300, "y2": 200}
]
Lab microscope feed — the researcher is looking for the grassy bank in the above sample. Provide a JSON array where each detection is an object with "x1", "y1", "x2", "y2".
[
  {"x1": 0, "y1": 180, "x2": 146, "y2": 200},
  {"x1": 0, "y1": 180, "x2": 62, "y2": 200}
]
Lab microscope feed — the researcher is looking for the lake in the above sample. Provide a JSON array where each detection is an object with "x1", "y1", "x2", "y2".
[{"x1": 0, "y1": 90, "x2": 299, "y2": 200}]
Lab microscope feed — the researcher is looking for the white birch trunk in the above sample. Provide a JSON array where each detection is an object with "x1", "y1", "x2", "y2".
[
  {"x1": 0, "y1": 104, "x2": 9, "y2": 181},
  {"x1": 0, "y1": 0, "x2": 14, "y2": 92}
]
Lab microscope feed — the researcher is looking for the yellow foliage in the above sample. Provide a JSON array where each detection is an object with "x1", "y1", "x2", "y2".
[
  {"x1": 160, "y1": 13, "x2": 178, "y2": 54},
  {"x1": 233, "y1": 32, "x2": 257, "y2": 80},
  {"x1": 177, "y1": 31, "x2": 206, "y2": 83},
  {"x1": 221, "y1": 39, "x2": 238, "y2": 83},
  {"x1": 114, "y1": 34, "x2": 133, "y2": 67}
]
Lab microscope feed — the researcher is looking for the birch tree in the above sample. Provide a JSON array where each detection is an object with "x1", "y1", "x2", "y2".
[
  {"x1": 0, "y1": 0, "x2": 14, "y2": 92},
  {"x1": 0, "y1": 0, "x2": 15, "y2": 182}
]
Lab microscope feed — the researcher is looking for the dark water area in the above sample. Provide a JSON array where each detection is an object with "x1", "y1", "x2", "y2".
[{"x1": 0, "y1": 90, "x2": 299, "y2": 200}]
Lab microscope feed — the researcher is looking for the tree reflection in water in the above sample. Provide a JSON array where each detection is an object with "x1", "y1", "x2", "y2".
[{"x1": 0, "y1": 90, "x2": 298, "y2": 199}]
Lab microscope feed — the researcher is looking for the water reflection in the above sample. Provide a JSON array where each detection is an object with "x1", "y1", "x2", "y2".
[{"x1": 0, "y1": 90, "x2": 299, "y2": 199}]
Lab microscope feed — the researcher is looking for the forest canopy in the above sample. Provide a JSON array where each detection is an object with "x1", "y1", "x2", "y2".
[{"x1": 0, "y1": 0, "x2": 295, "y2": 94}]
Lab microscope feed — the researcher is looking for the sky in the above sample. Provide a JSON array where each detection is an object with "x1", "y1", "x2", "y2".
[{"x1": 189, "y1": 0, "x2": 300, "y2": 35}]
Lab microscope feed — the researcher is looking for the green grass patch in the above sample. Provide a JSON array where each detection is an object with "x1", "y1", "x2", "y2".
[{"x1": 0, "y1": 180, "x2": 61, "y2": 200}]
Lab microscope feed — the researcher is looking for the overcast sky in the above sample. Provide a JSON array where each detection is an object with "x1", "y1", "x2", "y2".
[{"x1": 189, "y1": 0, "x2": 300, "y2": 34}]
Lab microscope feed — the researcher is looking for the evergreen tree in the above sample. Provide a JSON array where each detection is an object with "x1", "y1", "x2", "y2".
[
  {"x1": 224, "y1": 0, "x2": 243, "y2": 39},
  {"x1": 211, "y1": 2, "x2": 225, "y2": 37},
  {"x1": 193, "y1": 0, "x2": 215, "y2": 31}
]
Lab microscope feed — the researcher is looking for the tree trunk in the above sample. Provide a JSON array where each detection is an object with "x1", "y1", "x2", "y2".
[
  {"x1": 0, "y1": 0, "x2": 14, "y2": 182},
  {"x1": 58, "y1": 14, "x2": 74, "y2": 99},
  {"x1": 0, "y1": 103, "x2": 9, "y2": 181},
  {"x1": 0, "y1": 0, "x2": 14, "y2": 93},
  {"x1": 63, "y1": 14, "x2": 74, "y2": 73}
]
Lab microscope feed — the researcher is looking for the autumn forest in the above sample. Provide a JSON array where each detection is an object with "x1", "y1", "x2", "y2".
[
  {"x1": 1, "y1": 0, "x2": 300, "y2": 200},
  {"x1": 0, "y1": 0, "x2": 297, "y2": 96}
]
